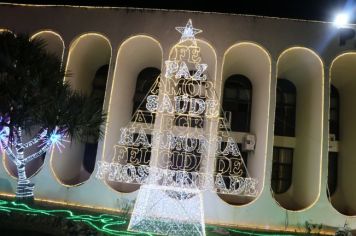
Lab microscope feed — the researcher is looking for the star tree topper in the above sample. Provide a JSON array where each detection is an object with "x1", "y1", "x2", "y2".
[{"x1": 175, "y1": 19, "x2": 202, "y2": 45}]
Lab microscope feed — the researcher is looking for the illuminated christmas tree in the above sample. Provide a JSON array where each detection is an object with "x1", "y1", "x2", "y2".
[
  {"x1": 0, "y1": 32, "x2": 105, "y2": 200},
  {"x1": 96, "y1": 19, "x2": 257, "y2": 235}
]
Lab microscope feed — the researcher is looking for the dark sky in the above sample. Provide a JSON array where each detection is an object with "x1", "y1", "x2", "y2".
[{"x1": 2, "y1": 0, "x2": 352, "y2": 22}]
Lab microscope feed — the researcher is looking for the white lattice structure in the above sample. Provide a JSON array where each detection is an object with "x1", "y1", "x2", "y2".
[
  {"x1": 128, "y1": 184, "x2": 205, "y2": 236},
  {"x1": 118, "y1": 19, "x2": 255, "y2": 235}
]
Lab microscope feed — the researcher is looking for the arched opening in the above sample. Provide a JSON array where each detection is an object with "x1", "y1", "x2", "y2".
[
  {"x1": 218, "y1": 42, "x2": 271, "y2": 205},
  {"x1": 3, "y1": 30, "x2": 65, "y2": 179},
  {"x1": 272, "y1": 79, "x2": 296, "y2": 194},
  {"x1": 273, "y1": 47, "x2": 323, "y2": 211},
  {"x1": 51, "y1": 33, "x2": 111, "y2": 186},
  {"x1": 30, "y1": 30, "x2": 65, "y2": 59},
  {"x1": 104, "y1": 35, "x2": 162, "y2": 193},
  {"x1": 329, "y1": 53, "x2": 356, "y2": 215},
  {"x1": 218, "y1": 74, "x2": 252, "y2": 190}
]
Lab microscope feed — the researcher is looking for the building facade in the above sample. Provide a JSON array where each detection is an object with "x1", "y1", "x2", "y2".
[{"x1": 0, "y1": 3, "x2": 356, "y2": 234}]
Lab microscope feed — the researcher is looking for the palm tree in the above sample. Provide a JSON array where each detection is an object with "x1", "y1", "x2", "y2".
[{"x1": 0, "y1": 32, "x2": 106, "y2": 201}]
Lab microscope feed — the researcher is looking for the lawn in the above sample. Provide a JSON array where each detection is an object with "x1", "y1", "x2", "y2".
[{"x1": 0, "y1": 199, "x2": 325, "y2": 235}]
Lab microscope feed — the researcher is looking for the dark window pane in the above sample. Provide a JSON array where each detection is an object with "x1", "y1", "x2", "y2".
[
  {"x1": 271, "y1": 147, "x2": 293, "y2": 194},
  {"x1": 222, "y1": 74, "x2": 252, "y2": 132},
  {"x1": 330, "y1": 98, "x2": 338, "y2": 108},
  {"x1": 225, "y1": 87, "x2": 237, "y2": 99},
  {"x1": 238, "y1": 88, "x2": 251, "y2": 100},
  {"x1": 284, "y1": 93, "x2": 296, "y2": 104},
  {"x1": 83, "y1": 64, "x2": 109, "y2": 174},
  {"x1": 329, "y1": 85, "x2": 339, "y2": 140},
  {"x1": 330, "y1": 110, "x2": 338, "y2": 121},
  {"x1": 274, "y1": 79, "x2": 296, "y2": 136},
  {"x1": 132, "y1": 67, "x2": 161, "y2": 124},
  {"x1": 327, "y1": 152, "x2": 338, "y2": 197},
  {"x1": 83, "y1": 142, "x2": 98, "y2": 173}
]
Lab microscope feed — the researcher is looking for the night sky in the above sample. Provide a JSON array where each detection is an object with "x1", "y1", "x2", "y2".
[{"x1": 1, "y1": 0, "x2": 352, "y2": 22}]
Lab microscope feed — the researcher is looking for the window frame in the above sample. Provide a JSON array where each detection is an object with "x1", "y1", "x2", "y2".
[
  {"x1": 271, "y1": 146, "x2": 293, "y2": 194},
  {"x1": 274, "y1": 78, "x2": 297, "y2": 137},
  {"x1": 222, "y1": 74, "x2": 252, "y2": 132},
  {"x1": 83, "y1": 64, "x2": 109, "y2": 173},
  {"x1": 132, "y1": 67, "x2": 161, "y2": 124}
]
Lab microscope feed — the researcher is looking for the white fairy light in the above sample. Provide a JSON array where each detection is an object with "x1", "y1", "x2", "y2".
[
  {"x1": 0, "y1": 124, "x2": 70, "y2": 199},
  {"x1": 96, "y1": 161, "x2": 257, "y2": 196},
  {"x1": 0, "y1": 126, "x2": 9, "y2": 149},
  {"x1": 192, "y1": 63, "x2": 207, "y2": 81},
  {"x1": 128, "y1": 184, "x2": 205, "y2": 236},
  {"x1": 175, "y1": 61, "x2": 191, "y2": 79},
  {"x1": 96, "y1": 19, "x2": 258, "y2": 236},
  {"x1": 165, "y1": 60, "x2": 179, "y2": 78},
  {"x1": 39, "y1": 127, "x2": 69, "y2": 153},
  {"x1": 175, "y1": 19, "x2": 202, "y2": 45}
]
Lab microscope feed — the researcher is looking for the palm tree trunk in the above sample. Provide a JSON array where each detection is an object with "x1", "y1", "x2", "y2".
[
  {"x1": 15, "y1": 162, "x2": 34, "y2": 200},
  {"x1": 15, "y1": 127, "x2": 34, "y2": 201}
]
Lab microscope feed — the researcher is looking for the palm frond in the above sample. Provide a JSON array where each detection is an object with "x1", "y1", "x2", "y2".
[{"x1": 0, "y1": 32, "x2": 106, "y2": 142}]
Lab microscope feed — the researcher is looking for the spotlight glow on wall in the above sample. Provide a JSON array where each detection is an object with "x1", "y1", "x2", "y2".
[{"x1": 334, "y1": 12, "x2": 350, "y2": 28}]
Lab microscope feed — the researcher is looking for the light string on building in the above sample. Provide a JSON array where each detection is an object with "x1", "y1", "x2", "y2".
[
  {"x1": 0, "y1": 114, "x2": 68, "y2": 199},
  {"x1": 95, "y1": 19, "x2": 258, "y2": 236}
]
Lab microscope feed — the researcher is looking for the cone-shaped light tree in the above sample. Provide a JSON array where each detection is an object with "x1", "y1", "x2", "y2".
[{"x1": 0, "y1": 32, "x2": 106, "y2": 200}]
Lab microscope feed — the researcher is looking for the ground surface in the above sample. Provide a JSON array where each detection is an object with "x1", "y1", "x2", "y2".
[{"x1": 0, "y1": 198, "x2": 328, "y2": 235}]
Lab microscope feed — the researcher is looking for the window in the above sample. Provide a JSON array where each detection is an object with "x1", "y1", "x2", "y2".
[
  {"x1": 329, "y1": 85, "x2": 339, "y2": 140},
  {"x1": 83, "y1": 64, "x2": 108, "y2": 174},
  {"x1": 222, "y1": 74, "x2": 252, "y2": 132},
  {"x1": 271, "y1": 147, "x2": 293, "y2": 194},
  {"x1": 132, "y1": 67, "x2": 161, "y2": 124},
  {"x1": 328, "y1": 152, "x2": 338, "y2": 197},
  {"x1": 83, "y1": 143, "x2": 98, "y2": 173},
  {"x1": 328, "y1": 84, "x2": 339, "y2": 197},
  {"x1": 272, "y1": 80, "x2": 296, "y2": 194},
  {"x1": 274, "y1": 79, "x2": 296, "y2": 136}
]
